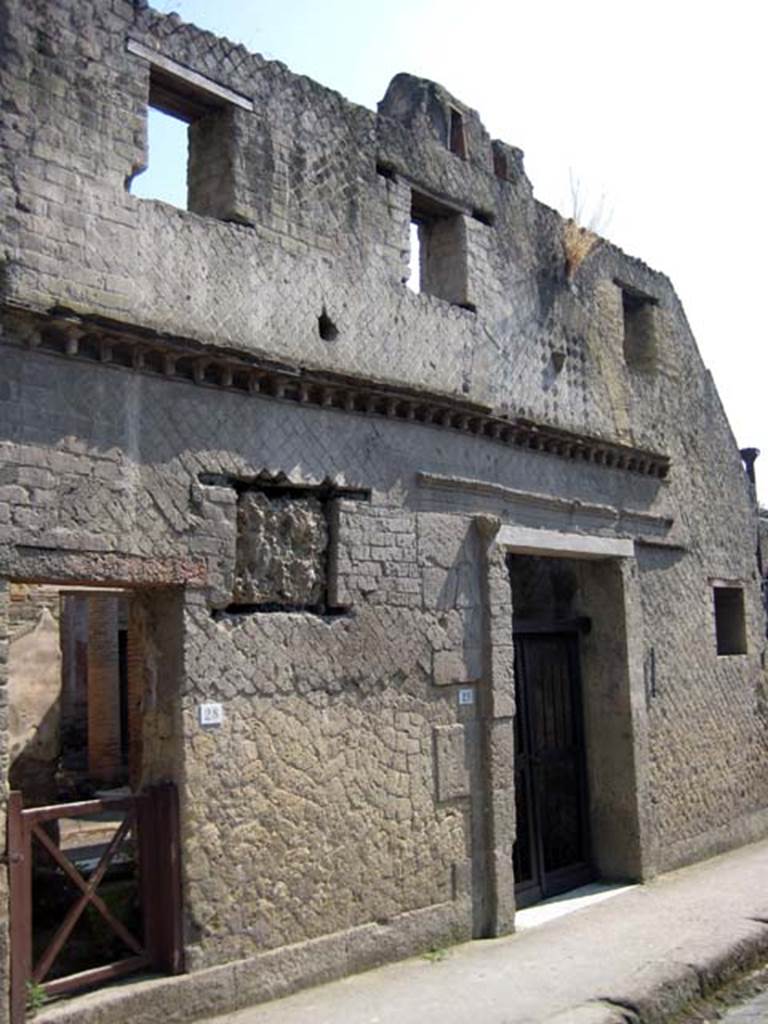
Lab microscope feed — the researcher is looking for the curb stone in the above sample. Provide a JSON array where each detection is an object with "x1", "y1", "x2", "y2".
[{"x1": 543, "y1": 1002, "x2": 637, "y2": 1023}]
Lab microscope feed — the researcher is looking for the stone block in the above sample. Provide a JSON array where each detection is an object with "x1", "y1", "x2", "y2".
[
  {"x1": 432, "y1": 650, "x2": 464, "y2": 686},
  {"x1": 432, "y1": 647, "x2": 482, "y2": 687},
  {"x1": 434, "y1": 723, "x2": 469, "y2": 801}
]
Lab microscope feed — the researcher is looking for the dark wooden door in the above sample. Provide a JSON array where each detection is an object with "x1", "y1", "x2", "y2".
[{"x1": 513, "y1": 632, "x2": 592, "y2": 907}]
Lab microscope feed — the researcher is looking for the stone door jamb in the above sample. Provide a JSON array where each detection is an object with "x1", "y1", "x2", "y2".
[{"x1": 472, "y1": 520, "x2": 654, "y2": 934}]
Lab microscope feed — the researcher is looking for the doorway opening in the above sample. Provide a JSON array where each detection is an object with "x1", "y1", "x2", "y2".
[
  {"x1": 7, "y1": 586, "x2": 164, "y2": 804},
  {"x1": 507, "y1": 553, "x2": 647, "y2": 911},
  {"x1": 512, "y1": 630, "x2": 592, "y2": 907},
  {"x1": 5, "y1": 582, "x2": 183, "y2": 1017},
  {"x1": 509, "y1": 555, "x2": 594, "y2": 907}
]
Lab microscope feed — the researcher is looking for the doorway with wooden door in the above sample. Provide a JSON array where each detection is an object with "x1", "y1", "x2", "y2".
[
  {"x1": 512, "y1": 629, "x2": 592, "y2": 907},
  {"x1": 507, "y1": 550, "x2": 652, "y2": 911},
  {"x1": 507, "y1": 554, "x2": 594, "y2": 907}
]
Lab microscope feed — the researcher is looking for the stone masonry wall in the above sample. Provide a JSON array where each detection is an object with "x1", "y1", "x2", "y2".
[
  {"x1": 0, "y1": 0, "x2": 717, "y2": 449},
  {"x1": 0, "y1": 0, "x2": 767, "y2": 1002},
  {"x1": 0, "y1": 346, "x2": 495, "y2": 969}
]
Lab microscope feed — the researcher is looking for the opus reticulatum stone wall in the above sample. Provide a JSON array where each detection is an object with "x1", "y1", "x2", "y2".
[{"x1": 0, "y1": 1, "x2": 767, "y2": 1020}]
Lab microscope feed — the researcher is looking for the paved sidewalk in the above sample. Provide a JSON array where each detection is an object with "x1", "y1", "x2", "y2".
[{"x1": 201, "y1": 840, "x2": 768, "y2": 1024}]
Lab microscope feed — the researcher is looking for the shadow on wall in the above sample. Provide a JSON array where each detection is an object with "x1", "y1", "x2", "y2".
[
  {"x1": 7, "y1": 588, "x2": 139, "y2": 807},
  {"x1": 8, "y1": 605, "x2": 63, "y2": 805}
]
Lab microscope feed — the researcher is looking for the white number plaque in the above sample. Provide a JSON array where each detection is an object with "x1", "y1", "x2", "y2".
[{"x1": 199, "y1": 702, "x2": 224, "y2": 726}]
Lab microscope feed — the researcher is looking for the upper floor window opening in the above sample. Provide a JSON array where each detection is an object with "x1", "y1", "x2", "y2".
[
  {"x1": 408, "y1": 191, "x2": 473, "y2": 310},
  {"x1": 126, "y1": 40, "x2": 253, "y2": 221},
  {"x1": 449, "y1": 107, "x2": 466, "y2": 159},
  {"x1": 713, "y1": 583, "x2": 748, "y2": 656},
  {"x1": 130, "y1": 103, "x2": 188, "y2": 209},
  {"x1": 615, "y1": 279, "x2": 659, "y2": 371}
]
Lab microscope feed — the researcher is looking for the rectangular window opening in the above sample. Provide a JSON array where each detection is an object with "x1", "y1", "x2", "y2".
[
  {"x1": 713, "y1": 585, "x2": 747, "y2": 655},
  {"x1": 127, "y1": 44, "x2": 253, "y2": 222},
  {"x1": 408, "y1": 192, "x2": 470, "y2": 308},
  {"x1": 449, "y1": 107, "x2": 466, "y2": 159},
  {"x1": 616, "y1": 280, "x2": 658, "y2": 371},
  {"x1": 130, "y1": 102, "x2": 190, "y2": 209}
]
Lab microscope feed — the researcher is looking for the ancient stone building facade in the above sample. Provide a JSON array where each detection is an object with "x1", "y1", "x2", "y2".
[{"x1": 1, "y1": 1, "x2": 767, "y2": 1020}]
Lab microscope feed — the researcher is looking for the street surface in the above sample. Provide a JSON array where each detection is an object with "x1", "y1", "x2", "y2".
[{"x1": 678, "y1": 963, "x2": 768, "y2": 1023}]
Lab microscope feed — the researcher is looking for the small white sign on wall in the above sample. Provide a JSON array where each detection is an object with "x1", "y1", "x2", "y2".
[
  {"x1": 458, "y1": 687, "x2": 475, "y2": 706},
  {"x1": 199, "y1": 702, "x2": 224, "y2": 727}
]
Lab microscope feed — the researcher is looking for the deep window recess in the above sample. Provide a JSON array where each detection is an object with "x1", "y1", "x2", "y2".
[
  {"x1": 617, "y1": 280, "x2": 658, "y2": 370},
  {"x1": 409, "y1": 191, "x2": 471, "y2": 308},
  {"x1": 126, "y1": 40, "x2": 253, "y2": 219},
  {"x1": 493, "y1": 146, "x2": 508, "y2": 180},
  {"x1": 449, "y1": 107, "x2": 467, "y2": 159},
  {"x1": 713, "y1": 585, "x2": 747, "y2": 655}
]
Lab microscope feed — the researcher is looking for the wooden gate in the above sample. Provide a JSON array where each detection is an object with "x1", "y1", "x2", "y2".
[{"x1": 7, "y1": 783, "x2": 183, "y2": 1023}]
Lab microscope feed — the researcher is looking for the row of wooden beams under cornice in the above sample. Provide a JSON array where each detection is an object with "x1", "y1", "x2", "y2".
[{"x1": 1, "y1": 303, "x2": 671, "y2": 480}]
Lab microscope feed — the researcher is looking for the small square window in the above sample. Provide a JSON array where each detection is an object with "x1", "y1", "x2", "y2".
[
  {"x1": 713, "y1": 585, "x2": 747, "y2": 655},
  {"x1": 616, "y1": 280, "x2": 658, "y2": 371},
  {"x1": 409, "y1": 192, "x2": 472, "y2": 309}
]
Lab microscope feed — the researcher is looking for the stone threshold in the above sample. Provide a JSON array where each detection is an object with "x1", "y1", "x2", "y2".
[
  {"x1": 515, "y1": 881, "x2": 638, "y2": 932},
  {"x1": 2, "y1": 302, "x2": 671, "y2": 481}
]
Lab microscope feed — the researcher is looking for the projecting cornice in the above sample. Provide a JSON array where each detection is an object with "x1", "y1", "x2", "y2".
[{"x1": 1, "y1": 303, "x2": 671, "y2": 481}]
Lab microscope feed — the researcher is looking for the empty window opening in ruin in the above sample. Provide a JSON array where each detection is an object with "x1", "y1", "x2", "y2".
[
  {"x1": 617, "y1": 280, "x2": 659, "y2": 371},
  {"x1": 713, "y1": 584, "x2": 748, "y2": 655},
  {"x1": 130, "y1": 104, "x2": 189, "y2": 208},
  {"x1": 449, "y1": 107, "x2": 467, "y2": 159},
  {"x1": 408, "y1": 192, "x2": 472, "y2": 309},
  {"x1": 407, "y1": 221, "x2": 422, "y2": 292},
  {"x1": 127, "y1": 41, "x2": 253, "y2": 221}
]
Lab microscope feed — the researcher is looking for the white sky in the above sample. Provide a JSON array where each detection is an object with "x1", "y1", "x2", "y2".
[{"x1": 140, "y1": 0, "x2": 768, "y2": 502}]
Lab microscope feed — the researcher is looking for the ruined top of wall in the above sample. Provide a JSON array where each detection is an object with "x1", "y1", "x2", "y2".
[{"x1": 0, "y1": 0, "x2": 714, "y2": 455}]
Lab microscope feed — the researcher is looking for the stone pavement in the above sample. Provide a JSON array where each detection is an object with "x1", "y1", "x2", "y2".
[
  {"x1": 721, "y1": 990, "x2": 768, "y2": 1022},
  {"x1": 199, "y1": 839, "x2": 768, "y2": 1024}
]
